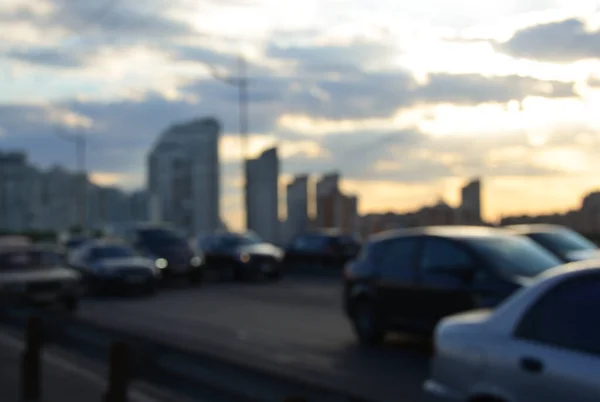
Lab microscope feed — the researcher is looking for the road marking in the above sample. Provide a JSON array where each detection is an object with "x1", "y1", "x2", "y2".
[{"x1": 0, "y1": 331, "x2": 159, "y2": 402}]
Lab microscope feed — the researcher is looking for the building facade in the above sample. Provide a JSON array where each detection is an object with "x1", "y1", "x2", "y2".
[
  {"x1": 246, "y1": 147, "x2": 279, "y2": 243},
  {"x1": 148, "y1": 118, "x2": 221, "y2": 236},
  {"x1": 458, "y1": 179, "x2": 482, "y2": 224},
  {"x1": 315, "y1": 172, "x2": 359, "y2": 234},
  {"x1": 285, "y1": 174, "x2": 310, "y2": 242}
]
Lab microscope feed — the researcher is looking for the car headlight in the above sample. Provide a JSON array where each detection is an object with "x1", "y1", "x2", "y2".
[
  {"x1": 155, "y1": 258, "x2": 168, "y2": 269},
  {"x1": 190, "y1": 256, "x2": 203, "y2": 267},
  {"x1": 239, "y1": 253, "x2": 250, "y2": 263}
]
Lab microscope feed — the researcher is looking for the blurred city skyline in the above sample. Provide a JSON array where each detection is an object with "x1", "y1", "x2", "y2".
[{"x1": 2, "y1": 0, "x2": 600, "y2": 230}]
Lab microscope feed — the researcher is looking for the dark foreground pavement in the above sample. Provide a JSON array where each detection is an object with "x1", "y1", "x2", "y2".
[{"x1": 0, "y1": 328, "x2": 189, "y2": 402}]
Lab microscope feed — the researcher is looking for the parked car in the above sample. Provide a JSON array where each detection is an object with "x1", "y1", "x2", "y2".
[
  {"x1": 201, "y1": 232, "x2": 284, "y2": 281},
  {"x1": 506, "y1": 224, "x2": 600, "y2": 262},
  {"x1": 120, "y1": 224, "x2": 204, "y2": 284},
  {"x1": 284, "y1": 231, "x2": 361, "y2": 269},
  {"x1": 343, "y1": 226, "x2": 562, "y2": 345},
  {"x1": 0, "y1": 242, "x2": 82, "y2": 312},
  {"x1": 62, "y1": 234, "x2": 92, "y2": 263},
  {"x1": 69, "y1": 239, "x2": 160, "y2": 295},
  {"x1": 425, "y1": 260, "x2": 600, "y2": 402}
]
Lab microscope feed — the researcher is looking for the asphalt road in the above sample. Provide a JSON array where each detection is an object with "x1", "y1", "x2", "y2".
[{"x1": 79, "y1": 275, "x2": 431, "y2": 402}]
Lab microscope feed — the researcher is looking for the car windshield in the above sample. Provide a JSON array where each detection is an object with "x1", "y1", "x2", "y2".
[
  {"x1": 466, "y1": 235, "x2": 561, "y2": 278},
  {"x1": 66, "y1": 238, "x2": 88, "y2": 249},
  {"x1": 527, "y1": 230, "x2": 597, "y2": 255},
  {"x1": 292, "y1": 235, "x2": 329, "y2": 251},
  {"x1": 138, "y1": 228, "x2": 186, "y2": 246},
  {"x1": 90, "y1": 246, "x2": 136, "y2": 260},
  {"x1": 0, "y1": 250, "x2": 62, "y2": 271},
  {"x1": 220, "y1": 234, "x2": 261, "y2": 248}
]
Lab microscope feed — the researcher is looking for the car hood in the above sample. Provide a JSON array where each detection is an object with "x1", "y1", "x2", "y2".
[
  {"x1": 237, "y1": 243, "x2": 283, "y2": 258},
  {"x1": 97, "y1": 257, "x2": 154, "y2": 270},
  {"x1": 0, "y1": 266, "x2": 80, "y2": 284},
  {"x1": 564, "y1": 249, "x2": 600, "y2": 262}
]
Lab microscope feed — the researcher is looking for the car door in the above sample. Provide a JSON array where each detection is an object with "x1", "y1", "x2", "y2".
[
  {"x1": 507, "y1": 274, "x2": 600, "y2": 402},
  {"x1": 374, "y1": 236, "x2": 422, "y2": 329},
  {"x1": 417, "y1": 237, "x2": 478, "y2": 327}
]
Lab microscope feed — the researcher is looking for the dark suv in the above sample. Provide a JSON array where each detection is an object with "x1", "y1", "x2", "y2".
[
  {"x1": 123, "y1": 224, "x2": 204, "y2": 284},
  {"x1": 285, "y1": 231, "x2": 361, "y2": 269},
  {"x1": 343, "y1": 226, "x2": 562, "y2": 345}
]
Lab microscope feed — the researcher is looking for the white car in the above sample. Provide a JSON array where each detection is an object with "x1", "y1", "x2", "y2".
[
  {"x1": 425, "y1": 260, "x2": 600, "y2": 402},
  {"x1": 0, "y1": 243, "x2": 82, "y2": 312}
]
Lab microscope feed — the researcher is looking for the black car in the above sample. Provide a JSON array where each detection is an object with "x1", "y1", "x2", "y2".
[
  {"x1": 284, "y1": 231, "x2": 361, "y2": 269},
  {"x1": 123, "y1": 224, "x2": 204, "y2": 284},
  {"x1": 343, "y1": 226, "x2": 562, "y2": 345},
  {"x1": 506, "y1": 224, "x2": 600, "y2": 263},
  {"x1": 69, "y1": 240, "x2": 159, "y2": 295},
  {"x1": 201, "y1": 232, "x2": 284, "y2": 281}
]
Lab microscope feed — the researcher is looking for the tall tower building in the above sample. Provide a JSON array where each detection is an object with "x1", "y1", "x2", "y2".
[
  {"x1": 460, "y1": 178, "x2": 482, "y2": 223},
  {"x1": 286, "y1": 174, "x2": 309, "y2": 241},
  {"x1": 147, "y1": 118, "x2": 220, "y2": 236},
  {"x1": 245, "y1": 147, "x2": 279, "y2": 243}
]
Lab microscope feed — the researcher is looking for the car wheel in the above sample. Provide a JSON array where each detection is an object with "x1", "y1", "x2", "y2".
[
  {"x1": 266, "y1": 270, "x2": 282, "y2": 282},
  {"x1": 188, "y1": 268, "x2": 204, "y2": 285},
  {"x1": 353, "y1": 299, "x2": 385, "y2": 346},
  {"x1": 233, "y1": 266, "x2": 246, "y2": 282},
  {"x1": 144, "y1": 280, "x2": 157, "y2": 295},
  {"x1": 63, "y1": 295, "x2": 78, "y2": 313}
]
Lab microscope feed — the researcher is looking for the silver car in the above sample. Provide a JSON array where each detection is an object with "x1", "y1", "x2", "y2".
[
  {"x1": 425, "y1": 260, "x2": 600, "y2": 402},
  {"x1": 0, "y1": 243, "x2": 82, "y2": 312}
]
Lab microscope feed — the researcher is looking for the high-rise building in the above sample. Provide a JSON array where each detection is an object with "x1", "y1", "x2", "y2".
[
  {"x1": 459, "y1": 178, "x2": 482, "y2": 223},
  {"x1": 316, "y1": 172, "x2": 340, "y2": 229},
  {"x1": 0, "y1": 151, "x2": 38, "y2": 232},
  {"x1": 148, "y1": 118, "x2": 220, "y2": 236},
  {"x1": 315, "y1": 172, "x2": 359, "y2": 234},
  {"x1": 128, "y1": 190, "x2": 150, "y2": 222},
  {"x1": 285, "y1": 174, "x2": 309, "y2": 242},
  {"x1": 246, "y1": 147, "x2": 279, "y2": 243}
]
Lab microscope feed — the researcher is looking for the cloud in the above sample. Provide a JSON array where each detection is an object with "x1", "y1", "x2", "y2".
[
  {"x1": 266, "y1": 39, "x2": 400, "y2": 72},
  {"x1": 496, "y1": 18, "x2": 600, "y2": 63},
  {"x1": 415, "y1": 73, "x2": 575, "y2": 105},
  {"x1": 5, "y1": 47, "x2": 90, "y2": 68}
]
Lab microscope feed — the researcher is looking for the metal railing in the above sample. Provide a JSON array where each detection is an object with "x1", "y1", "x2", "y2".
[{"x1": 2, "y1": 307, "x2": 372, "y2": 402}]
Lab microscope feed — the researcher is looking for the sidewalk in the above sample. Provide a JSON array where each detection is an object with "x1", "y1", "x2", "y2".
[{"x1": 0, "y1": 328, "x2": 188, "y2": 402}]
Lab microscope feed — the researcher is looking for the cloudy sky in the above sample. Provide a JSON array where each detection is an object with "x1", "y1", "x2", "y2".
[{"x1": 2, "y1": 0, "x2": 600, "y2": 229}]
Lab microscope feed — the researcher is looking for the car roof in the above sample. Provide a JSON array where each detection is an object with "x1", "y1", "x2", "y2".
[
  {"x1": 0, "y1": 244, "x2": 57, "y2": 253},
  {"x1": 369, "y1": 225, "x2": 510, "y2": 243},
  {"x1": 535, "y1": 258, "x2": 600, "y2": 281},
  {"x1": 504, "y1": 224, "x2": 569, "y2": 235},
  {"x1": 486, "y1": 261, "x2": 600, "y2": 333},
  {"x1": 85, "y1": 238, "x2": 129, "y2": 248},
  {"x1": 0, "y1": 236, "x2": 31, "y2": 247}
]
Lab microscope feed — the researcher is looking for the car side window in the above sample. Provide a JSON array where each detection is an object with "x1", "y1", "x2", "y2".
[
  {"x1": 376, "y1": 237, "x2": 419, "y2": 280},
  {"x1": 421, "y1": 238, "x2": 473, "y2": 273},
  {"x1": 515, "y1": 275, "x2": 600, "y2": 356}
]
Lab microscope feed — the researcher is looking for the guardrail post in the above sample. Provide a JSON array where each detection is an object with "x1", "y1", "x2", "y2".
[
  {"x1": 20, "y1": 316, "x2": 43, "y2": 402},
  {"x1": 104, "y1": 341, "x2": 131, "y2": 402}
]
